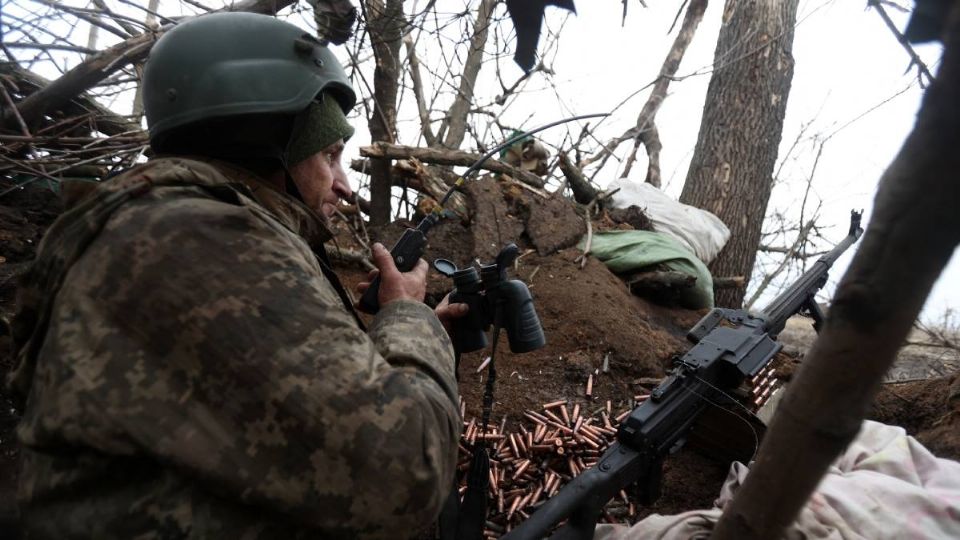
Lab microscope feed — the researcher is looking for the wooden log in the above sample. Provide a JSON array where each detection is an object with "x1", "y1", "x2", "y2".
[{"x1": 358, "y1": 141, "x2": 546, "y2": 188}]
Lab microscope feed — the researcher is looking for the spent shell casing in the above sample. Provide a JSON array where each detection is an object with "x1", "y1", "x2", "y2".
[
  {"x1": 524, "y1": 411, "x2": 549, "y2": 424},
  {"x1": 512, "y1": 459, "x2": 531, "y2": 479},
  {"x1": 542, "y1": 399, "x2": 567, "y2": 410}
]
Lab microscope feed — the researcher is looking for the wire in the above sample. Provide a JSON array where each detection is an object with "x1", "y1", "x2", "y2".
[{"x1": 688, "y1": 374, "x2": 762, "y2": 462}]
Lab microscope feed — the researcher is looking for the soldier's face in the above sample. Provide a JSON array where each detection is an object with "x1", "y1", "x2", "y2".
[{"x1": 288, "y1": 139, "x2": 350, "y2": 218}]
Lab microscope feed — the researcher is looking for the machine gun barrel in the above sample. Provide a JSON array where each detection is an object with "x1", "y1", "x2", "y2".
[{"x1": 759, "y1": 210, "x2": 863, "y2": 336}]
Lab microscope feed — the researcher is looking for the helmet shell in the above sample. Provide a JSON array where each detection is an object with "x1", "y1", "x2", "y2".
[{"x1": 143, "y1": 12, "x2": 356, "y2": 149}]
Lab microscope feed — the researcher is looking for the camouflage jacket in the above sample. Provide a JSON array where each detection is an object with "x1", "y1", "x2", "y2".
[{"x1": 7, "y1": 158, "x2": 460, "y2": 539}]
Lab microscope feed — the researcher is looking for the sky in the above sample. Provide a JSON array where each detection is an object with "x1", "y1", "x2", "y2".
[{"x1": 367, "y1": 0, "x2": 956, "y2": 321}]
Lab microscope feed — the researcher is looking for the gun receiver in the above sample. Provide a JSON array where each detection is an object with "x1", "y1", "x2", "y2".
[{"x1": 504, "y1": 211, "x2": 863, "y2": 540}]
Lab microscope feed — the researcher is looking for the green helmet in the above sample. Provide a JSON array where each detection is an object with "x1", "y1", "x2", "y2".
[{"x1": 143, "y1": 12, "x2": 356, "y2": 151}]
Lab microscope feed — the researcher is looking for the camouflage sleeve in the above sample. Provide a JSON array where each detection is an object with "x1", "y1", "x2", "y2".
[{"x1": 44, "y1": 191, "x2": 460, "y2": 538}]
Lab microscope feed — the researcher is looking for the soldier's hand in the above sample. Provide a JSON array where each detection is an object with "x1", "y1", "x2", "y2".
[
  {"x1": 435, "y1": 293, "x2": 468, "y2": 333},
  {"x1": 357, "y1": 243, "x2": 428, "y2": 306}
]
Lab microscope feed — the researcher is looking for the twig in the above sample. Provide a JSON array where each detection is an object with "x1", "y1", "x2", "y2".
[
  {"x1": 0, "y1": 81, "x2": 33, "y2": 138},
  {"x1": 583, "y1": 0, "x2": 707, "y2": 173},
  {"x1": 331, "y1": 206, "x2": 373, "y2": 260},
  {"x1": 4, "y1": 0, "x2": 298, "y2": 130},
  {"x1": 528, "y1": 265, "x2": 541, "y2": 283},
  {"x1": 745, "y1": 218, "x2": 817, "y2": 309},
  {"x1": 714, "y1": 276, "x2": 746, "y2": 289},
  {"x1": 574, "y1": 188, "x2": 621, "y2": 269},
  {"x1": 868, "y1": 0, "x2": 935, "y2": 87},
  {"x1": 436, "y1": 0, "x2": 496, "y2": 150},
  {"x1": 402, "y1": 33, "x2": 437, "y2": 146}
]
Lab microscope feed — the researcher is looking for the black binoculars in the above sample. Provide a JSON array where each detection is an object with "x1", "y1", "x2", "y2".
[{"x1": 434, "y1": 244, "x2": 546, "y2": 354}]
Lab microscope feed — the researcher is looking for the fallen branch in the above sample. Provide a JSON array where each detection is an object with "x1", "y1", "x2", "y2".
[
  {"x1": 0, "y1": 63, "x2": 142, "y2": 136},
  {"x1": 350, "y1": 157, "x2": 470, "y2": 215},
  {"x1": 558, "y1": 152, "x2": 598, "y2": 205},
  {"x1": 359, "y1": 142, "x2": 547, "y2": 188}
]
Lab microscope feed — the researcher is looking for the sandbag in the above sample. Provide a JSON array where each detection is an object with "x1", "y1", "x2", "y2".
[
  {"x1": 608, "y1": 180, "x2": 730, "y2": 265},
  {"x1": 583, "y1": 230, "x2": 714, "y2": 309}
]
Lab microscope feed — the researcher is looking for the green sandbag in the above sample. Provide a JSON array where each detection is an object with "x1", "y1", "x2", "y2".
[{"x1": 582, "y1": 230, "x2": 714, "y2": 309}]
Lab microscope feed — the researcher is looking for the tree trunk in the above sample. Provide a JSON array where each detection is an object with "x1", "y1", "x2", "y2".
[
  {"x1": 364, "y1": 0, "x2": 404, "y2": 226},
  {"x1": 711, "y1": 5, "x2": 960, "y2": 538},
  {"x1": 680, "y1": 0, "x2": 799, "y2": 307}
]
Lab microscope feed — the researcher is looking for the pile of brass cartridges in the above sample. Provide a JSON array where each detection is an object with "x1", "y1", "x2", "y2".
[
  {"x1": 454, "y1": 396, "x2": 641, "y2": 537},
  {"x1": 454, "y1": 368, "x2": 777, "y2": 537}
]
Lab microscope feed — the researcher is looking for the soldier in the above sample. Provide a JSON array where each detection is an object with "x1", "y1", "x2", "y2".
[{"x1": 7, "y1": 12, "x2": 463, "y2": 539}]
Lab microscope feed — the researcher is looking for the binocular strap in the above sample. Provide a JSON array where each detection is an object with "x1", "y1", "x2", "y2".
[{"x1": 439, "y1": 314, "x2": 504, "y2": 540}]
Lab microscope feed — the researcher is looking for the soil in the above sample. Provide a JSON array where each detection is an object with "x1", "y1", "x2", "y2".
[
  {"x1": 1, "y1": 176, "x2": 958, "y2": 537},
  {"x1": 0, "y1": 182, "x2": 61, "y2": 538}
]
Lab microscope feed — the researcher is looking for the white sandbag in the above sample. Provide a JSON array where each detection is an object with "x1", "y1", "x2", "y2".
[{"x1": 608, "y1": 179, "x2": 730, "y2": 265}]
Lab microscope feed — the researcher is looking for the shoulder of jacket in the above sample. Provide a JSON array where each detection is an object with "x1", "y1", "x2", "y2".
[{"x1": 107, "y1": 157, "x2": 255, "y2": 200}]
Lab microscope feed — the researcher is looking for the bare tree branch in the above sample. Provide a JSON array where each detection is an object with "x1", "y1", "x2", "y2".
[
  {"x1": 868, "y1": 0, "x2": 935, "y2": 87},
  {"x1": 3, "y1": 0, "x2": 297, "y2": 131},
  {"x1": 437, "y1": 0, "x2": 497, "y2": 150},
  {"x1": 91, "y1": 0, "x2": 144, "y2": 36},
  {"x1": 583, "y1": 0, "x2": 708, "y2": 179},
  {"x1": 745, "y1": 217, "x2": 816, "y2": 309},
  {"x1": 402, "y1": 32, "x2": 437, "y2": 146},
  {"x1": 0, "y1": 62, "x2": 141, "y2": 136}
]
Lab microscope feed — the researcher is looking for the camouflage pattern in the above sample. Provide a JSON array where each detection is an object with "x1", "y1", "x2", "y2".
[{"x1": 7, "y1": 157, "x2": 460, "y2": 539}]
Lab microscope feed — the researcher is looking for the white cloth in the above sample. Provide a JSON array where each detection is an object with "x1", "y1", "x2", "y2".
[
  {"x1": 593, "y1": 420, "x2": 960, "y2": 539},
  {"x1": 607, "y1": 180, "x2": 730, "y2": 265}
]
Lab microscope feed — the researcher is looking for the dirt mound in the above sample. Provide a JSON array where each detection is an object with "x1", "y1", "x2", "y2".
[
  {"x1": 870, "y1": 374, "x2": 960, "y2": 460},
  {"x1": 779, "y1": 317, "x2": 960, "y2": 381},
  {"x1": 0, "y1": 184, "x2": 60, "y2": 322}
]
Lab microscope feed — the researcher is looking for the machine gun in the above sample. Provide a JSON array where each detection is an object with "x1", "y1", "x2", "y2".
[{"x1": 503, "y1": 210, "x2": 864, "y2": 540}]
